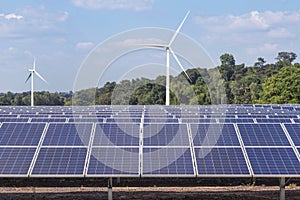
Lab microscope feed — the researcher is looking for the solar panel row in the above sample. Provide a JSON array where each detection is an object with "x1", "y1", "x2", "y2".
[{"x1": 0, "y1": 120, "x2": 299, "y2": 177}]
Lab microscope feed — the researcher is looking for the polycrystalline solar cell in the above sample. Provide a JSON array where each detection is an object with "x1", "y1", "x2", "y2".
[
  {"x1": 195, "y1": 148, "x2": 249, "y2": 175},
  {"x1": 42, "y1": 123, "x2": 92, "y2": 146},
  {"x1": 87, "y1": 147, "x2": 139, "y2": 176},
  {"x1": 218, "y1": 118, "x2": 254, "y2": 123},
  {"x1": 256, "y1": 118, "x2": 292, "y2": 123},
  {"x1": 69, "y1": 118, "x2": 102, "y2": 123},
  {"x1": 0, "y1": 123, "x2": 45, "y2": 146},
  {"x1": 0, "y1": 148, "x2": 36, "y2": 176},
  {"x1": 268, "y1": 115, "x2": 298, "y2": 118},
  {"x1": 142, "y1": 148, "x2": 194, "y2": 176},
  {"x1": 30, "y1": 118, "x2": 67, "y2": 122},
  {"x1": 284, "y1": 124, "x2": 300, "y2": 146},
  {"x1": 32, "y1": 148, "x2": 87, "y2": 176},
  {"x1": 143, "y1": 123, "x2": 189, "y2": 146},
  {"x1": 0, "y1": 118, "x2": 29, "y2": 122},
  {"x1": 293, "y1": 119, "x2": 300, "y2": 123},
  {"x1": 238, "y1": 124, "x2": 290, "y2": 146},
  {"x1": 93, "y1": 123, "x2": 140, "y2": 146},
  {"x1": 191, "y1": 124, "x2": 240, "y2": 146},
  {"x1": 106, "y1": 118, "x2": 140, "y2": 123},
  {"x1": 246, "y1": 148, "x2": 300, "y2": 175},
  {"x1": 181, "y1": 118, "x2": 216, "y2": 123},
  {"x1": 143, "y1": 118, "x2": 178, "y2": 123}
]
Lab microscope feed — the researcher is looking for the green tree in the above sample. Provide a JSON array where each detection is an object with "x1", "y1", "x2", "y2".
[{"x1": 258, "y1": 66, "x2": 300, "y2": 103}]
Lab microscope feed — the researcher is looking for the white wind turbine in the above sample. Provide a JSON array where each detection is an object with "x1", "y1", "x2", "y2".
[
  {"x1": 25, "y1": 57, "x2": 48, "y2": 106},
  {"x1": 142, "y1": 11, "x2": 191, "y2": 105}
]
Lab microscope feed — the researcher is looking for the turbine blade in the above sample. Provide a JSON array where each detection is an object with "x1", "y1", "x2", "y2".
[
  {"x1": 168, "y1": 11, "x2": 190, "y2": 46},
  {"x1": 136, "y1": 44, "x2": 167, "y2": 48},
  {"x1": 25, "y1": 73, "x2": 32, "y2": 83},
  {"x1": 35, "y1": 71, "x2": 48, "y2": 84},
  {"x1": 33, "y1": 56, "x2": 36, "y2": 70},
  {"x1": 169, "y1": 48, "x2": 192, "y2": 82}
]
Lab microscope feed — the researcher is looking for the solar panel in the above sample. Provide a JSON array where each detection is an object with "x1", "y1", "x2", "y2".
[
  {"x1": 0, "y1": 105, "x2": 299, "y2": 178},
  {"x1": 93, "y1": 123, "x2": 140, "y2": 146},
  {"x1": 284, "y1": 124, "x2": 300, "y2": 146},
  {"x1": 142, "y1": 148, "x2": 194, "y2": 176},
  {"x1": 191, "y1": 123, "x2": 240, "y2": 146},
  {"x1": 143, "y1": 123, "x2": 190, "y2": 146},
  {"x1": 87, "y1": 147, "x2": 139, "y2": 176},
  {"x1": 0, "y1": 123, "x2": 46, "y2": 146},
  {"x1": 238, "y1": 124, "x2": 290, "y2": 146},
  {"x1": 42, "y1": 123, "x2": 93, "y2": 146},
  {"x1": 0, "y1": 148, "x2": 36, "y2": 176},
  {"x1": 31, "y1": 147, "x2": 87, "y2": 176},
  {"x1": 246, "y1": 147, "x2": 300, "y2": 176},
  {"x1": 255, "y1": 118, "x2": 292, "y2": 123},
  {"x1": 195, "y1": 147, "x2": 250, "y2": 176},
  {"x1": 30, "y1": 118, "x2": 67, "y2": 122}
]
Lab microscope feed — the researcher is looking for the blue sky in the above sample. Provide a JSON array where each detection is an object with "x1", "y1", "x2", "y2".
[{"x1": 1, "y1": 0, "x2": 300, "y2": 92}]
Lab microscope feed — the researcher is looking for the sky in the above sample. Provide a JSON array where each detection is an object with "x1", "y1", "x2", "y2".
[{"x1": 1, "y1": 0, "x2": 300, "y2": 92}]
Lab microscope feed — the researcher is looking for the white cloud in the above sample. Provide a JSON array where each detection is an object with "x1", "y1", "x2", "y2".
[
  {"x1": 76, "y1": 42, "x2": 95, "y2": 50},
  {"x1": 72, "y1": 0, "x2": 154, "y2": 11},
  {"x1": 0, "y1": 13, "x2": 24, "y2": 20},
  {"x1": 194, "y1": 10, "x2": 300, "y2": 33},
  {"x1": 246, "y1": 43, "x2": 278, "y2": 56},
  {"x1": 0, "y1": 8, "x2": 68, "y2": 39},
  {"x1": 267, "y1": 28, "x2": 295, "y2": 38}
]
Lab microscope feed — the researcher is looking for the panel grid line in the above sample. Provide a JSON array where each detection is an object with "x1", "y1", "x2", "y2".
[
  {"x1": 233, "y1": 123, "x2": 253, "y2": 176},
  {"x1": 281, "y1": 123, "x2": 300, "y2": 162},
  {"x1": 83, "y1": 122, "x2": 97, "y2": 176},
  {"x1": 28, "y1": 122, "x2": 50, "y2": 176}
]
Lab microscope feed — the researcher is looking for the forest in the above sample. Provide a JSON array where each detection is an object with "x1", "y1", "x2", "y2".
[{"x1": 1, "y1": 51, "x2": 299, "y2": 106}]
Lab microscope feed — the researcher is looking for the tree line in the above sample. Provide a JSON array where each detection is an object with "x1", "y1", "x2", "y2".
[{"x1": 1, "y1": 51, "x2": 299, "y2": 106}]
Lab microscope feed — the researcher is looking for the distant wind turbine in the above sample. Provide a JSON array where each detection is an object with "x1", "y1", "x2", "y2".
[
  {"x1": 142, "y1": 11, "x2": 191, "y2": 105},
  {"x1": 25, "y1": 57, "x2": 48, "y2": 106}
]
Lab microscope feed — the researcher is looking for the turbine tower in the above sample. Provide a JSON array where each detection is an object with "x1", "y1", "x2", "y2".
[
  {"x1": 143, "y1": 11, "x2": 191, "y2": 105},
  {"x1": 25, "y1": 57, "x2": 48, "y2": 106}
]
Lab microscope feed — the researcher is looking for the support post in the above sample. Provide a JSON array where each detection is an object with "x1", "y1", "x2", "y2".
[
  {"x1": 280, "y1": 177, "x2": 285, "y2": 200},
  {"x1": 108, "y1": 177, "x2": 113, "y2": 200}
]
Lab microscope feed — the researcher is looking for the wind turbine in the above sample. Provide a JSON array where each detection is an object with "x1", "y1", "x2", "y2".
[
  {"x1": 142, "y1": 11, "x2": 191, "y2": 105},
  {"x1": 25, "y1": 57, "x2": 48, "y2": 106}
]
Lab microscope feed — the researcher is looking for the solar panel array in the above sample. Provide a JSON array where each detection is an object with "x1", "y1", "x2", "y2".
[{"x1": 0, "y1": 104, "x2": 299, "y2": 178}]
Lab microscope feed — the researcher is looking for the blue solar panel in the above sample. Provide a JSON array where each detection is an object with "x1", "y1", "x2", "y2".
[
  {"x1": 143, "y1": 123, "x2": 189, "y2": 146},
  {"x1": 195, "y1": 148, "x2": 249, "y2": 176},
  {"x1": 191, "y1": 124, "x2": 240, "y2": 146},
  {"x1": 181, "y1": 118, "x2": 216, "y2": 123},
  {"x1": 42, "y1": 123, "x2": 92, "y2": 146},
  {"x1": 142, "y1": 148, "x2": 194, "y2": 176},
  {"x1": 284, "y1": 124, "x2": 300, "y2": 146},
  {"x1": 219, "y1": 118, "x2": 254, "y2": 123},
  {"x1": 0, "y1": 123, "x2": 45, "y2": 146},
  {"x1": 238, "y1": 124, "x2": 290, "y2": 146},
  {"x1": 31, "y1": 118, "x2": 67, "y2": 122},
  {"x1": 0, "y1": 118, "x2": 29, "y2": 122},
  {"x1": 143, "y1": 118, "x2": 178, "y2": 123},
  {"x1": 246, "y1": 148, "x2": 300, "y2": 175},
  {"x1": 32, "y1": 148, "x2": 87, "y2": 176},
  {"x1": 0, "y1": 148, "x2": 36, "y2": 176},
  {"x1": 87, "y1": 147, "x2": 139, "y2": 176},
  {"x1": 256, "y1": 118, "x2": 292, "y2": 123},
  {"x1": 93, "y1": 123, "x2": 140, "y2": 146}
]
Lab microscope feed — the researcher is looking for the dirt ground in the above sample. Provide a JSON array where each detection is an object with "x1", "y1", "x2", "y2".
[
  {"x1": 0, "y1": 186, "x2": 300, "y2": 200},
  {"x1": 0, "y1": 178, "x2": 299, "y2": 200}
]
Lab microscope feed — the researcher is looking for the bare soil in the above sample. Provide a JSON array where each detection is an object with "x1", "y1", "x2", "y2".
[{"x1": 0, "y1": 178, "x2": 299, "y2": 199}]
